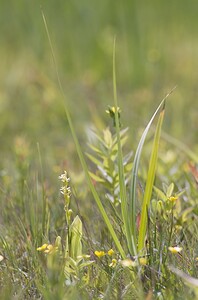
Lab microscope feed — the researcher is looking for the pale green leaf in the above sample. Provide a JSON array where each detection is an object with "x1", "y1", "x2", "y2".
[
  {"x1": 153, "y1": 186, "x2": 167, "y2": 201},
  {"x1": 70, "y1": 215, "x2": 82, "y2": 260},
  {"x1": 166, "y1": 183, "x2": 174, "y2": 198}
]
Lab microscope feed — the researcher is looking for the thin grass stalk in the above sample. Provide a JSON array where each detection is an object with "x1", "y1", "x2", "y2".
[
  {"x1": 164, "y1": 203, "x2": 174, "y2": 264},
  {"x1": 42, "y1": 11, "x2": 126, "y2": 259},
  {"x1": 37, "y1": 143, "x2": 47, "y2": 236},
  {"x1": 129, "y1": 101, "x2": 165, "y2": 256},
  {"x1": 112, "y1": 38, "x2": 135, "y2": 256},
  {"x1": 138, "y1": 105, "x2": 165, "y2": 253}
]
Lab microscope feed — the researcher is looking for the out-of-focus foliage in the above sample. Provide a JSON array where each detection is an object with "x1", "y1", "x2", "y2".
[{"x1": 0, "y1": 0, "x2": 198, "y2": 156}]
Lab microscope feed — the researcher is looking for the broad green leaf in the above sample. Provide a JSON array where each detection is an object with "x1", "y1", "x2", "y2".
[{"x1": 70, "y1": 215, "x2": 82, "y2": 260}]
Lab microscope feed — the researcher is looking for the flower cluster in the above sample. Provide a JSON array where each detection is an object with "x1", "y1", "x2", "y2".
[
  {"x1": 94, "y1": 248, "x2": 115, "y2": 258},
  {"x1": 59, "y1": 171, "x2": 72, "y2": 224},
  {"x1": 37, "y1": 243, "x2": 59, "y2": 255},
  {"x1": 37, "y1": 236, "x2": 62, "y2": 255},
  {"x1": 94, "y1": 250, "x2": 105, "y2": 258},
  {"x1": 59, "y1": 171, "x2": 71, "y2": 202},
  {"x1": 167, "y1": 196, "x2": 178, "y2": 203},
  {"x1": 94, "y1": 248, "x2": 117, "y2": 268},
  {"x1": 106, "y1": 106, "x2": 122, "y2": 127},
  {"x1": 59, "y1": 171, "x2": 70, "y2": 183},
  {"x1": 60, "y1": 186, "x2": 71, "y2": 197}
]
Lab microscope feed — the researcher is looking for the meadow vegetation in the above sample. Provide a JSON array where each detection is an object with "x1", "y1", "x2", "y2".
[{"x1": 0, "y1": 1, "x2": 198, "y2": 299}]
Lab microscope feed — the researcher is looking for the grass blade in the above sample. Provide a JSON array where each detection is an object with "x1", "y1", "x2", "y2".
[
  {"x1": 138, "y1": 104, "x2": 165, "y2": 253},
  {"x1": 129, "y1": 88, "x2": 175, "y2": 256},
  {"x1": 169, "y1": 266, "x2": 198, "y2": 298}
]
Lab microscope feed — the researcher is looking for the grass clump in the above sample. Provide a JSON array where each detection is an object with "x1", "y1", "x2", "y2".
[
  {"x1": 0, "y1": 13, "x2": 197, "y2": 300},
  {"x1": 0, "y1": 92, "x2": 197, "y2": 299}
]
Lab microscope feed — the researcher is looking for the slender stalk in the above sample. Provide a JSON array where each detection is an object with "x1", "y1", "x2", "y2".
[{"x1": 41, "y1": 11, "x2": 126, "y2": 259}]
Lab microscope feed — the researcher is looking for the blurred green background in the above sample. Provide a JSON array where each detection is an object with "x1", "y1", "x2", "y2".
[{"x1": 0, "y1": 0, "x2": 198, "y2": 174}]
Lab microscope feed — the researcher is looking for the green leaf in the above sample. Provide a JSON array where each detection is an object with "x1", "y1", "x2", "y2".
[
  {"x1": 86, "y1": 153, "x2": 103, "y2": 168},
  {"x1": 87, "y1": 143, "x2": 103, "y2": 156},
  {"x1": 78, "y1": 260, "x2": 95, "y2": 270},
  {"x1": 153, "y1": 186, "x2": 167, "y2": 201},
  {"x1": 166, "y1": 183, "x2": 174, "y2": 198},
  {"x1": 112, "y1": 135, "x2": 128, "y2": 152},
  {"x1": 112, "y1": 127, "x2": 129, "y2": 146},
  {"x1": 88, "y1": 171, "x2": 105, "y2": 183},
  {"x1": 103, "y1": 128, "x2": 113, "y2": 148},
  {"x1": 124, "y1": 162, "x2": 133, "y2": 173}
]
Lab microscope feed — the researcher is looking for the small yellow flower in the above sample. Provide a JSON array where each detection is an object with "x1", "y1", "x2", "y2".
[
  {"x1": 106, "y1": 106, "x2": 122, "y2": 127},
  {"x1": 37, "y1": 243, "x2": 56, "y2": 254},
  {"x1": 44, "y1": 244, "x2": 54, "y2": 254},
  {"x1": 195, "y1": 257, "x2": 198, "y2": 261},
  {"x1": 37, "y1": 244, "x2": 48, "y2": 252},
  {"x1": 139, "y1": 257, "x2": 147, "y2": 266},
  {"x1": 109, "y1": 258, "x2": 117, "y2": 268},
  {"x1": 168, "y1": 196, "x2": 178, "y2": 202},
  {"x1": 94, "y1": 250, "x2": 105, "y2": 258},
  {"x1": 168, "y1": 246, "x2": 182, "y2": 254},
  {"x1": 105, "y1": 106, "x2": 121, "y2": 115},
  {"x1": 175, "y1": 225, "x2": 182, "y2": 231},
  {"x1": 107, "y1": 249, "x2": 114, "y2": 256}
]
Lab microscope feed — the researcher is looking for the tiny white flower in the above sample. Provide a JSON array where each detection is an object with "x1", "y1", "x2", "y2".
[
  {"x1": 59, "y1": 171, "x2": 70, "y2": 183},
  {"x1": 60, "y1": 186, "x2": 71, "y2": 197},
  {"x1": 60, "y1": 186, "x2": 67, "y2": 195}
]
